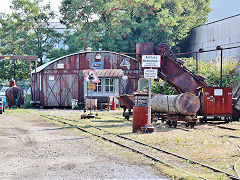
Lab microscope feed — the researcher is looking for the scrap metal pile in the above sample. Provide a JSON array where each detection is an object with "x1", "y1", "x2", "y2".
[{"x1": 118, "y1": 44, "x2": 240, "y2": 128}]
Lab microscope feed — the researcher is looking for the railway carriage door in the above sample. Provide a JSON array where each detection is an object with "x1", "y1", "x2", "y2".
[
  {"x1": 43, "y1": 73, "x2": 78, "y2": 107},
  {"x1": 60, "y1": 74, "x2": 78, "y2": 106},
  {"x1": 43, "y1": 74, "x2": 61, "y2": 106}
]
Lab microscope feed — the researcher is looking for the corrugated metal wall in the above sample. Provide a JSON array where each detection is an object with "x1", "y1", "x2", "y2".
[{"x1": 187, "y1": 15, "x2": 240, "y2": 60}]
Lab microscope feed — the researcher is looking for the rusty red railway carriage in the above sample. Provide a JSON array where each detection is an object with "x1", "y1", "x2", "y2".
[{"x1": 31, "y1": 51, "x2": 145, "y2": 107}]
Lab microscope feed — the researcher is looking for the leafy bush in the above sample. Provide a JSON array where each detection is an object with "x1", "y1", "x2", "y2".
[
  {"x1": 151, "y1": 57, "x2": 240, "y2": 95},
  {"x1": 183, "y1": 57, "x2": 240, "y2": 87},
  {"x1": 152, "y1": 80, "x2": 178, "y2": 95},
  {"x1": 22, "y1": 94, "x2": 33, "y2": 109}
]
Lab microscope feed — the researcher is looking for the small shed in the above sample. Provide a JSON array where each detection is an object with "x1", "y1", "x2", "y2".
[{"x1": 31, "y1": 51, "x2": 145, "y2": 107}]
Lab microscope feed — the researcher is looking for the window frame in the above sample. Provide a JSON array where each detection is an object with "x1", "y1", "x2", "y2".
[
  {"x1": 94, "y1": 78, "x2": 102, "y2": 92},
  {"x1": 105, "y1": 78, "x2": 114, "y2": 92}
]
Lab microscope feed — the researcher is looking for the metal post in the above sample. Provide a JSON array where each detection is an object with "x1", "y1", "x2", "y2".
[
  {"x1": 29, "y1": 60, "x2": 32, "y2": 79},
  {"x1": 34, "y1": 58, "x2": 37, "y2": 101},
  {"x1": 90, "y1": 86, "x2": 92, "y2": 115},
  {"x1": 195, "y1": 52, "x2": 198, "y2": 73},
  {"x1": 220, "y1": 49, "x2": 223, "y2": 87},
  {"x1": 217, "y1": 46, "x2": 223, "y2": 87},
  {"x1": 148, "y1": 78, "x2": 151, "y2": 126}
]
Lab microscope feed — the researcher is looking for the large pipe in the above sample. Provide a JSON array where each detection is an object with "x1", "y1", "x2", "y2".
[{"x1": 151, "y1": 92, "x2": 200, "y2": 115}]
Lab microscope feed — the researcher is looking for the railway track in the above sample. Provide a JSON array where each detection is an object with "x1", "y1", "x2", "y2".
[
  {"x1": 206, "y1": 124, "x2": 240, "y2": 178},
  {"x1": 216, "y1": 125, "x2": 240, "y2": 131},
  {"x1": 41, "y1": 114, "x2": 239, "y2": 179}
]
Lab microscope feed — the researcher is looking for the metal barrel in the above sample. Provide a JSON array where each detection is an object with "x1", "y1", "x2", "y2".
[
  {"x1": 132, "y1": 106, "x2": 148, "y2": 132},
  {"x1": 151, "y1": 92, "x2": 200, "y2": 115}
]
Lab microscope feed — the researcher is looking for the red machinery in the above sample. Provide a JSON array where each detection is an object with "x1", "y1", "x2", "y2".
[
  {"x1": 200, "y1": 87, "x2": 232, "y2": 121},
  {"x1": 154, "y1": 44, "x2": 240, "y2": 122}
]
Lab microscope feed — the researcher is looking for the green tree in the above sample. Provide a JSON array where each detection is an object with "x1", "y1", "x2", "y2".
[
  {"x1": 0, "y1": 0, "x2": 62, "y2": 82},
  {"x1": 60, "y1": 0, "x2": 211, "y2": 53}
]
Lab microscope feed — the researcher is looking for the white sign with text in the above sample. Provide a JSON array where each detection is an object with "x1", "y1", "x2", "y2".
[
  {"x1": 142, "y1": 55, "x2": 161, "y2": 68},
  {"x1": 144, "y1": 69, "x2": 158, "y2": 79}
]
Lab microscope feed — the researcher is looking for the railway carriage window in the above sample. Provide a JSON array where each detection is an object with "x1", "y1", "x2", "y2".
[
  {"x1": 94, "y1": 79, "x2": 102, "y2": 92},
  {"x1": 105, "y1": 78, "x2": 114, "y2": 92}
]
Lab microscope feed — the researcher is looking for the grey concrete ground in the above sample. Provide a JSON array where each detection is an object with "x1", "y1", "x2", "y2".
[{"x1": 0, "y1": 110, "x2": 169, "y2": 179}]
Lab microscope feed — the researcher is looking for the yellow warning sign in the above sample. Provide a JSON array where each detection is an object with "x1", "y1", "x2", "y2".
[
  {"x1": 4, "y1": 56, "x2": 10, "y2": 59},
  {"x1": 88, "y1": 83, "x2": 96, "y2": 90}
]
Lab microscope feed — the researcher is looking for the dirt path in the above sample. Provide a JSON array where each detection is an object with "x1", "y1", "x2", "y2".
[{"x1": 0, "y1": 110, "x2": 168, "y2": 179}]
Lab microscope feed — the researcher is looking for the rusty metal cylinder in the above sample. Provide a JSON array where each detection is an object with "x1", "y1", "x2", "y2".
[
  {"x1": 151, "y1": 92, "x2": 200, "y2": 115},
  {"x1": 132, "y1": 106, "x2": 148, "y2": 132}
]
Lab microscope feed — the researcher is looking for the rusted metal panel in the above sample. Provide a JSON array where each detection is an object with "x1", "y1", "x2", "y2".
[
  {"x1": 32, "y1": 51, "x2": 144, "y2": 107},
  {"x1": 132, "y1": 106, "x2": 148, "y2": 132},
  {"x1": 60, "y1": 74, "x2": 79, "y2": 106},
  {"x1": 42, "y1": 74, "x2": 61, "y2": 106},
  {"x1": 79, "y1": 77, "x2": 85, "y2": 102},
  {"x1": 136, "y1": 43, "x2": 153, "y2": 60},
  {"x1": 45, "y1": 57, "x2": 79, "y2": 71},
  {"x1": 136, "y1": 43, "x2": 153, "y2": 55},
  {"x1": 31, "y1": 73, "x2": 40, "y2": 102},
  {"x1": 117, "y1": 95, "x2": 135, "y2": 108},
  {"x1": 102, "y1": 53, "x2": 112, "y2": 69},
  {"x1": 42, "y1": 72, "x2": 79, "y2": 107},
  {"x1": 155, "y1": 44, "x2": 208, "y2": 95},
  {"x1": 40, "y1": 71, "x2": 44, "y2": 106},
  {"x1": 201, "y1": 87, "x2": 232, "y2": 115}
]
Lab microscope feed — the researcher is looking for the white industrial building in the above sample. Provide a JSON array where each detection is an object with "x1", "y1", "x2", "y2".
[{"x1": 186, "y1": 0, "x2": 240, "y2": 60}]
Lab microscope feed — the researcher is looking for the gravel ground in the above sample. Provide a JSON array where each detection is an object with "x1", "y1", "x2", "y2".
[{"x1": 0, "y1": 109, "x2": 169, "y2": 180}]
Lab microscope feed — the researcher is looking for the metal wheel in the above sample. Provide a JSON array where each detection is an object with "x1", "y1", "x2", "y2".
[
  {"x1": 172, "y1": 121, "x2": 177, "y2": 128},
  {"x1": 199, "y1": 118, "x2": 205, "y2": 124},
  {"x1": 167, "y1": 120, "x2": 172, "y2": 127},
  {"x1": 189, "y1": 122, "x2": 196, "y2": 128},
  {"x1": 225, "y1": 117, "x2": 232, "y2": 123}
]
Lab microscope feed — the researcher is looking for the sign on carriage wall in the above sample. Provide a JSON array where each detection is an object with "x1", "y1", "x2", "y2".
[{"x1": 91, "y1": 62, "x2": 103, "y2": 69}]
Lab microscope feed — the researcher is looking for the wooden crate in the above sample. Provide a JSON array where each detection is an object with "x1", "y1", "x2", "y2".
[{"x1": 86, "y1": 98, "x2": 98, "y2": 110}]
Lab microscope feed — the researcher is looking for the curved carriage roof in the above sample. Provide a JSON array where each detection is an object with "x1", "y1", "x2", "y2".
[{"x1": 32, "y1": 51, "x2": 138, "y2": 74}]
